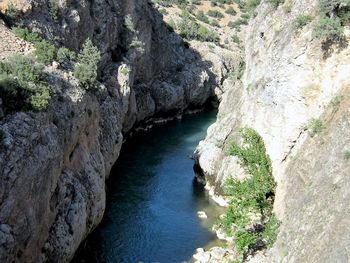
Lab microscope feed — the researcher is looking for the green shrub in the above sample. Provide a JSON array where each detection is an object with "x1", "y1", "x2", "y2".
[
  {"x1": 120, "y1": 67, "x2": 130, "y2": 75},
  {"x1": 207, "y1": 9, "x2": 224, "y2": 19},
  {"x1": 124, "y1": 14, "x2": 136, "y2": 33},
  {"x1": 130, "y1": 38, "x2": 145, "y2": 54},
  {"x1": 178, "y1": 17, "x2": 219, "y2": 42},
  {"x1": 30, "y1": 85, "x2": 51, "y2": 111},
  {"x1": 235, "y1": 230, "x2": 258, "y2": 253},
  {"x1": 192, "y1": 0, "x2": 201, "y2": 5},
  {"x1": 198, "y1": 26, "x2": 219, "y2": 42},
  {"x1": 4, "y1": 55, "x2": 43, "y2": 83},
  {"x1": 220, "y1": 128, "x2": 279, "y2": 256},
  {"x1": 211, "y1": 0, "x2": 218, "y2": 7},
  {"x1": 312, "y1": 0, "x2": 350, "y2": 51},
  {"x1": 48, "y1": 0, "x2": 60, "y2": 21},
  {"x1": 57, "y1": 47, "x2": 76, "y2": 64},
  {"x1": 159, "y1": 8, "x2": 168, "y2": 15},
  {"x1": 219, "y1": 128, "x2": 278, "y2": 259},
  {"x1": 313, "y1": 17, "x2": 344, "y2": 41},
  {"x1": 210, "y1": 19, "x2": 220, "y2": 27},
  {"x1": 0, "y1": 55, "x2": 51, "y2": 112},
  {"x1": 319, "y1": 0, "x2": 350, "y2": 24},
  {"x1": 196, "y1": 10, "x2": 210, "y2": 23},
  {"x1": 124, "y1": 15, "x2": 146, "y2": 55},
  {"x1": 12, "y1": 27, "x2": 58, "y2": 65},
  {"x1": 228, "y1": 17, "x2": 249, "y2": 30},
  {"x1": 294, "y1": 14, "x2": 313, "y2": 29},
  {"x1": 225, "y1": 6, "x2": 237, "y2": 15},
  {"x1": 308, "y1": 118, "x2": 325, "y2": 137},
  {"x1": 35, "y1": 40, "x2": 57, "y2": 64},
  {"x1": 12, "y1": 27, "x2": 42, "y2": 44},
  {"x1": 74, "y1": 39, "x2": 101, "y2": 87},
  {"x1": 262, "y1": 215, "x2": 280, "y2": 247}
]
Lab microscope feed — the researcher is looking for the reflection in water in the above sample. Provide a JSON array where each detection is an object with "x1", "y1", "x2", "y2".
[{"x1": 73, "y1": 110, "x2": 224, "y2": 263}]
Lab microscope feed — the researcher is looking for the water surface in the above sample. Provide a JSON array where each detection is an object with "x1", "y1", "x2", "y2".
[{"x1": 73, "y1": 110, "x2": 223, "y2": 263}]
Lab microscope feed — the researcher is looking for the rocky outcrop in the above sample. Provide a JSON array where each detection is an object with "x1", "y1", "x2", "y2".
[
  {"x1": 195, "y1": 0, "x2": 350, "y2": 262},
  {"x1": 0, "y1": 1, "x2": 240, "y2": 262}
]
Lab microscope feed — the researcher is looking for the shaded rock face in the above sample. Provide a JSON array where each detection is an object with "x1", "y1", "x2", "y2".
[
  {"x1": 194, "y1": 0, "x2": 350, "y2": 261},
  {"x1": 0, "y1": 1, "x2": 240, "y2": 263}
]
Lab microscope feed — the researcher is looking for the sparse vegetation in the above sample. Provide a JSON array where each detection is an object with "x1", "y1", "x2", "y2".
[
  {"x1": 219, "y1": 128, "x2": 278, "y2": 260},
  {"x1": 313, "y1": 0, "x2": 350, "y2": 53},
  {"x1": 228, "y1": 16, "x2": 249, "y2": 30},
  {"x1": 313, "y1": 17, "x2": 344, "y2": 41},
  {"x1": 48, "y1": 0, "x2": 60, "y2": 21},
  {"x1": 294, "y1": 14, "x2": 313, "y2": 29},
  {"x1": 226, "y1": 6, "x2": 237, "y2": 16},
  {"x1": 178, "y1": 17, "x2": 219, "y2": 42},
  {"x1": 12, "y1": 27, "x2": 58, "y2": 65},
  {"x1": 210, "y1": 19, "x2": 220, "y2": 27},
  {"x1": 329, "y1": 95, "x2": 343, "y2": 111},
  {"x1": 57, "y1": 47, "x2": 77, "y2": 65},
  {"x1": 308, "y1": 118, "x2": 325, "y2": 137},
  {"x1": 124, "y1": 15, "x2": 145, "y2": 55},
  {"x1": 159, "y1": 8, "x2": 168, "y2": 15},
  {"x1": 196, "y1": 10, "x2": 210, "y2": 23},
  {"x1": 0, "y1": 55, "x2": 51, "y2": 112},
  {"x1": 207, "y1": 10, "x2": 225, "y2": 19},
  {"x1": 74, "y1": 39, "x2": 101, "y2": 87},
  {"x1": 120, "y1": 67, "x2": 130, "y2": 75}
]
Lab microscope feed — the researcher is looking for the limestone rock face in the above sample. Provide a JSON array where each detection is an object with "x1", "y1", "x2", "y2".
[
  {"x1": 195, "y1": 0, "x2": 350, "y2": 261},
  {"x1": 0, "y1": 0, "x2": 239, "y2": 262}
]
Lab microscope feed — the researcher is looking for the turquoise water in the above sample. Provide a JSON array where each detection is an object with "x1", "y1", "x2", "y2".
[{"x1": 73, "y1": 110, "x2": 223, "y2": 263}]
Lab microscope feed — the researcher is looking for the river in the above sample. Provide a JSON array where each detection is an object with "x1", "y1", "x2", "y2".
[{"x1": 73, "y1": 110, "x2": 223, "y2": 263}]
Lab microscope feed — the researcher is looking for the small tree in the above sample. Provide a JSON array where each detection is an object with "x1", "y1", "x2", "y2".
[{"x1": 74, "y1": 39, "x2": 101, "y2": 87}]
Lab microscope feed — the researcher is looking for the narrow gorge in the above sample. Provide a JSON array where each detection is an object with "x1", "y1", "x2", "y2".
[{"x1": 0, "y1": 0, "x2": 349, "y2": 262}]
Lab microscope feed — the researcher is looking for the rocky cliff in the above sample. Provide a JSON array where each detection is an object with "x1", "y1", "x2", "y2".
[
  {"x1": 195, "y1": 0, "x2": 350, "y2": 262},
  {"x1": 0, "y1": 1, "x2": 239, "y2": 262}
]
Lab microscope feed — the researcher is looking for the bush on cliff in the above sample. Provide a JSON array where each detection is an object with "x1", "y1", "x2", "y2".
[
  {"x1": 0, "y1": 55, "x2": 51, "y2": 112},
  {"x1": 12, "y1": 27, "x2": 58, "y2": 65},
  {"x1": 178, "y1": 17, "x2": 219, "y2": 42},
  {"x1": 313, "y1": 0, "x2": 350, "y2": 53},
  {"x1": 219, "y1": 128, "x2": 279, "y2": 260},
  {"x1": 74, "y1": 39, "x2": 101, "y2": 87}
]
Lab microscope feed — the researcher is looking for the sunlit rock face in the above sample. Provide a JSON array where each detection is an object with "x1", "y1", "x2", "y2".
[{"x1": 195, "y1": 0, "x2": 350, "y2": 262}]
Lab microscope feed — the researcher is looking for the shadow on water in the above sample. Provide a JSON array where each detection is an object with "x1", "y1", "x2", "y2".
[{"x1": 73, "y1": 110, "x2": 225, "y2": 263}]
